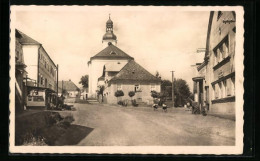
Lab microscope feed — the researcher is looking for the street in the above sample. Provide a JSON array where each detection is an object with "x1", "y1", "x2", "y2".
[{"x1": 55, "y1": 103, "x2": 235, "y2": 146}]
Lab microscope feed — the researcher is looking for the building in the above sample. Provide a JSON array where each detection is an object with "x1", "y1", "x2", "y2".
[
  {"x1": 88, "y1": 15, "x2": 161, "y2": 103},
  {"x1": 58, "y1": 80, "x2": 80, "y2": 98},
  {"x1": 15, "y1": 29, "x2": 58, "y2": 109},
  {"x1": 80, "y1": 87, "x2": 89, "y2": 100},
  {"x1": 192, "y1": 11, "x2": 236, "y2": 120},
  {"x1": 99, "y1": 60, "x2": 161, "y2": 104},
  {"x1": 15, "y1": 32, "x2": 27, "y2": 112},
  {"x1": 88, "y1": 16, "x2": 134, "y2": 98}
]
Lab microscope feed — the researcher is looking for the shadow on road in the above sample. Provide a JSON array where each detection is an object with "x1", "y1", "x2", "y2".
[{"x1": 54, "y1": 125, "x2": 94, "y2": 145}]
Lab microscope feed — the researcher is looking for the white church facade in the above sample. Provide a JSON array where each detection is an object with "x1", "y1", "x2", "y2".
[{"x1": 87, "y1": 15, "x2": 161, "y2": 102}]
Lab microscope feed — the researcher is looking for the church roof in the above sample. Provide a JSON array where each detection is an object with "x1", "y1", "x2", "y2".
[
  {"x1": 15, "y1": 29, "x2": 41, "y2": 45},
  {"x1": 90, "y1": 43, "x2": 134, "y2": 61},
  {"x1": 103, "y1": 31, "x2": 117, "y2": 41},
  {"x1": 109, "y1": 60, "x2": 161, "y2": 83}
]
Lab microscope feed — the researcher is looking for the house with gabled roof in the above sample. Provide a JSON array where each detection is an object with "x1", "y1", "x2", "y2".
[
  {"x1": 15, "y1": 29, "x2": 58, "y2": 109},
  {"x1": 99, "y1": 60, "x2": 161, "y2": 104},
  {"x1": 58, "y1": 80, "x2": 80, "y2": 98}
]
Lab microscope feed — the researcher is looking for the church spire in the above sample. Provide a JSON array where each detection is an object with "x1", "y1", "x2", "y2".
[{"x1": 102, "y1": 14, "x2": 117, "y2": 45}]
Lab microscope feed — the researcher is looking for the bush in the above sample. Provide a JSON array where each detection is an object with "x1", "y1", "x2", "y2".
[
  {"x1": 128, "y1": 91, "x2": 135, "y2": 99},
  {"x1": 44, "y1": 112, "x2": 63, "y2": 127},
  {"x1": 115, "y1": 90, "x2": 124, "y2": 97},
  {"x1": 151, "y1": 90, "x2": 159, "y2": 98}
]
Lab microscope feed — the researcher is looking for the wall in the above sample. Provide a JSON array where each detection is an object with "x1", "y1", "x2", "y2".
[
  {"x1": 88, "y1": 59, "x2": 130, "y2": 98},
  {"x1": 206, "y1": 11, "x2": 236, "y2": 115},
  {"x1": 38, "y1": 47, "x2": 57, "y2": 91},
  {"x1": 104, "y1": 82, "x2": 161, "y2": 104},
  {"x1": 209, "y1": 101, "x2": 235, "y2": 120},
  {"x1": 22, "y1": 45, "x2": 39, "y2": 81},
  {"x1": 67, "y1": 90, "x2": 79, "y2": 98}
]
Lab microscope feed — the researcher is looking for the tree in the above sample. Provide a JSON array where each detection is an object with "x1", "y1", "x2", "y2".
[
  {"x1": 79, "y1": 75, "x2": 89, "y2": 88},
  {"x1": 161, "y1": 79, "x2": 172, "y2": 97},
  {"x1": 128, "y1": 91, "x2": 135, "y2": 100},
  {"x1": 114, "y1": 90, "x2": 124, "y2": 102},
  {"x1": 174, "y1": 79, "x2": 191, "y2": 107}
]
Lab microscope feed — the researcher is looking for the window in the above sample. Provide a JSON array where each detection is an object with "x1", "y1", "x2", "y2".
[
  {"x1": 117, "y1": 84, "x2": 122, "y2": 90},
  {"x1": 214, "y1": 84, "x2": 219, "y2": 99},
  {"x1": 223, "y1": 41, "x2": 229, "y2": 58},
  {"x1": 218, "y1": 82, "x2": 222, "y2": 98},
  {"x1": 150, "y1": 83, "x2": 156, "y2": 91},
  {"x1": 33, "y1": 96, "x2": 44, "y2": 102},
  {"x1": 45, "y1": 78, "x2": 48, "y2": 87},
  {"x1": 214, "y1": 51, "x2": 217, "y2": 66},
  {"x1": 134, "y1": 84, "x2": 141, "y2": 92},
  {"x1": 231, "y1": 76, "x2": 235, "y2": 96},
  {"x1": 28, "y1": 96, "x2": 32, "y2": 101},
  {"x1": 217, "y1": 11, "x2": 223, "y2": 21},
  {"x1": 110, "y1": 51, "x2": 117, "y2": 55},
  {"x1": 213, "y1": 36, "x2": 229, "y2": 66},
  {"x1": 223, "y1": 79, "x2": 227, "y2": 97},
  {"x1": 40, "y1": 76, "x2": 44, "y2": 85}
]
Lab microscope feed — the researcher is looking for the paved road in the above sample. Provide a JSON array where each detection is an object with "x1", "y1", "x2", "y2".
[{"x1": 56, "y1": 103, "x2": 235, "y2": 146}]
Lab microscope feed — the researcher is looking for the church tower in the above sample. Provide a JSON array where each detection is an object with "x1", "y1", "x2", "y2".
[
  {"x1": 88, "y1": 14, "x2": 133, "y2": 99},
  {"x1": 102, "y1": 14, "x2": 117, "y2": 46}
]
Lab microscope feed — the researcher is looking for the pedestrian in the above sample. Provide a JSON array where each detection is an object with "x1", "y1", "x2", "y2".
[{"x1": 162, "y1": 103, "x2": 167, "y2": 112}]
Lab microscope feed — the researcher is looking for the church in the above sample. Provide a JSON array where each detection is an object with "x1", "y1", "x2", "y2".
[{"x1": 88, "y1": 15, "x2": 161, "y2": 104}]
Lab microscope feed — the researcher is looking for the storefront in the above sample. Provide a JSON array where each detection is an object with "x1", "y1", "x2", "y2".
[{"x1": 26, "y1": 86, "x2": 57, "y2": 109}]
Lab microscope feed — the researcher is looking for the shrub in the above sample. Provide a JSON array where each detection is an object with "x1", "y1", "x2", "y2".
[
  {"x1": 128, "y1": 91, "x2": 135, "y2": 100},
  {"x1": 151, "y1": 90, "x2": 159, "y2": 98},
  {"x1": 115, "y1": 90, "x2": 124, "y2": 97}
]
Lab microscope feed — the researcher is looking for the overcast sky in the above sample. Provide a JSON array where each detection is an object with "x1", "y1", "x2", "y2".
[{"x1": 14, "y1": 6, "x2": 209, "y2": 90}]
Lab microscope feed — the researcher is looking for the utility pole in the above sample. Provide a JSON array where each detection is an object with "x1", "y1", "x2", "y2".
[{"x1": 170, "y1": 71, "x2": 175, "y2": 107}]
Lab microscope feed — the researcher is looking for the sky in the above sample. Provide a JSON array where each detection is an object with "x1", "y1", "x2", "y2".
[{"x1": 13, "y1": 6, "x2": 209, "y2": 90}]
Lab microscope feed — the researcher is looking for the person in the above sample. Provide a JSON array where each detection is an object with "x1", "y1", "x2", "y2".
[
  {"x1": 153, "y1": 103, "x2": 158, "y2": 111},
  {"x1": 162, "y1": 103, "x2": 167, "y2": 112}
]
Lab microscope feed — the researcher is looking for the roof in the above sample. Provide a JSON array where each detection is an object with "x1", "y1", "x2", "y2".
[
  {"x1": 109, "y1": 60, "x2": 161, "y2": 83},
  {"x1": 58, "y1": 80, "x2": 79, "y2": 92},
  {"x1": 90, "y1": 43, "x2": 134, "y2": 61},
  {"x1": 103, "y1": 31, "x2": 117, "y2": 41},
  {"x1": 104, "y1": 62, "x2": 127, "y2": 72},
  {"x1": 15, "y1": 29, "x2": 41, "y2": 45}
]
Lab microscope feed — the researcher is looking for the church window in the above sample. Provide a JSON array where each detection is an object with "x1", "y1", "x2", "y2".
[{"x1": 110, "y1": 51, "x2": 117, "y2": 55}]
